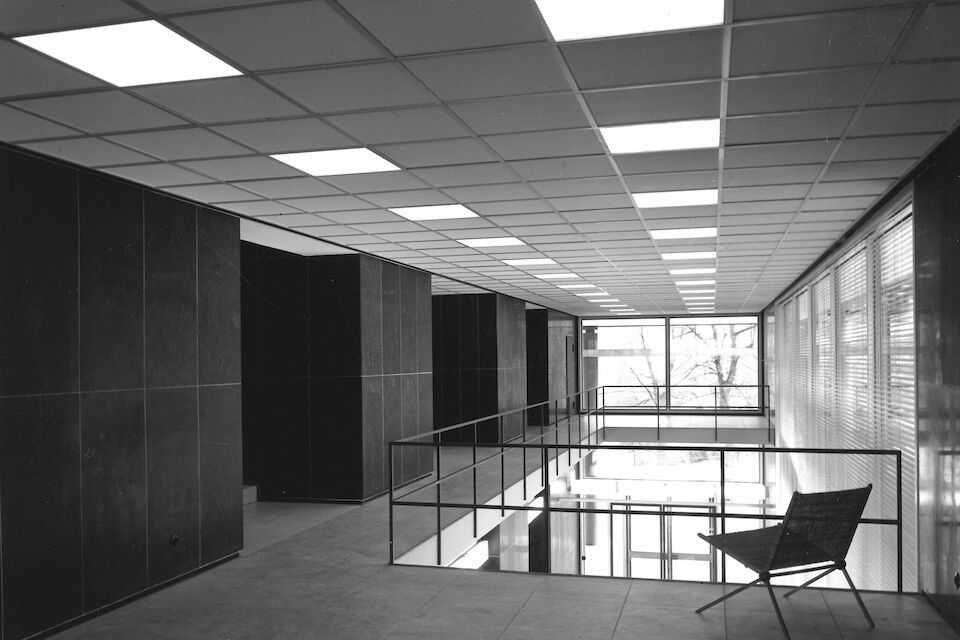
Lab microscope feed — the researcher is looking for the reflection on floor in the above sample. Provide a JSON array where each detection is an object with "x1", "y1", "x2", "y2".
[{"x1": 49, "y1": 496, "x2": 955, "y2": 640}]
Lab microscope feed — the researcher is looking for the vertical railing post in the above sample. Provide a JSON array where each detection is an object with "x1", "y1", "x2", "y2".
[
  {"x1": 472, "y1": 423, "x2": 478, "y2": 537},
  {"x1": 897, "y1": 450, "x2": 903, "y2": 592},
  {"x1": 388, "y1": 441, "x2": 395, "y2": 564},
  {"x1": 720, "y1": 449, "x2": 726, "y2": 583},
  {"x1": 656, "y1": 384, "x2": 661, "y2": 440},
  {"x1": 543, "y1": 446, "x2": 552, "y2": 572},
  {"x1": 714, "y1": 386, "x2": 719, "y2": 442},
  {"x1": 500, "y1": 415, "x2": 505, "y2": 517},
  {"x1": 436, "y1": 440, "x2": 442, "y2": 566},
  {"x1": 567, "y1": 396, "x2": 572, "y2": 466}
]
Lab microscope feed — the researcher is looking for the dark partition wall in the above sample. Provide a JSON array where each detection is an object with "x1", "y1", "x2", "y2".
[
  {"x1": 242, "y1": 249, "x2": 432, "y2": 502},
  {"x1": 526, "y1": 309, "x2": 578, "y2": 425},
  {"x1": 0, "y1": 144, "x2": 242, "y2": 640},
  {"x1": 915, "y1": 132, "x2": 960, "y2": 627},
  {"x1": 433, "y1": 293, "x2": 528, "y2": 441}
]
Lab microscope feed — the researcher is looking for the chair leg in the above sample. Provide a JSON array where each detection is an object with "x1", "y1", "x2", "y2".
[
  {"x1": 840, "y1": 567, "x2": 875, "y2": 628},
  {"x1": 766, "y1": 581, "x2": 792, "y2": 640},
  {"x1": 783, "y1": 566, "x2": 837, "y2": 598},
  {"x1": 696, "y1": 578, "x2": 762, "y2": 613}
]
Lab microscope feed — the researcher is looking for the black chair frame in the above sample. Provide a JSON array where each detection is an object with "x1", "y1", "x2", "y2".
[{"x1": 695, "y1": 484, "x2": 875, "y2": 640}]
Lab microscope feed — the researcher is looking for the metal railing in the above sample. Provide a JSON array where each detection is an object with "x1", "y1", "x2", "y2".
[
  {"x1": 388, "y1": 386, "x2": 904, "y2": 592},
  {"x1": 599, "y1": 384, "x2": 773, "y2": 441}
]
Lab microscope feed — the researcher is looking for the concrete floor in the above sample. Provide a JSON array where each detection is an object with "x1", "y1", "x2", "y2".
[{"x1": 50, "y1": 496, "x2": 955, "y2": 640}]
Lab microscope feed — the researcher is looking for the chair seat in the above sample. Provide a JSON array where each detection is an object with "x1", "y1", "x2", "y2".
[{"x1": 699, "y1": 525, "x2": 834, "y2": 573}]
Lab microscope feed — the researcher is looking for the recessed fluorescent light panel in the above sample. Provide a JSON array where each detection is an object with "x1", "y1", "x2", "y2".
[
  {"x1": 662, "y1": 251, "x2": 717, "y2": 261},
  {"x1": 503, "y1": 258, "x2": 557, "y2": 266},
  {"x1": 650, "y1": 227, "x2": 717, "y2": 240},
  {"x1": 633, "y1": 189, "x2": 718, "y2": 209},
  {"x1": 390, "y1": 204, "x2": 477, "y2": 221},
  {"x1": 600, "y1": 119, "x2": 720, "y2": 154},
  {"x1": 15, "y1": 21, "x2": 241, "y2": 86},
  {"x1": 670, "y1": 268, "x2": 716, "y2": 275},
  {"x1": 676, "y1": 279, "x2": 716, "y2": 286},
  {"x1": 271, "y1": 148, "x2": 399, "y2": 176},
  {"x1": 458, "y1": 237, "x2": 526, "y2": 248},
  {"x1": 679, "y1": 289, "x2": 715, "y2": 294},
  {"x1": 534, "y1": 273, "x2": 579, "y2": 280},
  {"x1": 558, "y1": 284, "x2": 597, "y2": 289},
  {"x1": 576, "y1": 291, "x2": 609, "y2": 297},
  {"x1": 682, "y1": 296, "x2": 715, "y2": 300},
  {"x1": 534, "y1": 0, "x2": 724, "y2": 42}
]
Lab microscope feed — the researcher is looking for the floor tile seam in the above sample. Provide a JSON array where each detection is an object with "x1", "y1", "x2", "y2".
[
  {"x1": 608, "y1": 581, "x2": 634, "y2": 640},
  {"x1": 494, "y1": 578, "x2": 542, "y2": 640}
]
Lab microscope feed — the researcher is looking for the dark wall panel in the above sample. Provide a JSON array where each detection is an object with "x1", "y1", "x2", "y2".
[
  {"x1": 381, "y1": 262, "x2": 401, "y2": 375},
  {"x1": 79, "y1": 173, "x2": 143, "y2": 392},
  {"x1": 256, "y1": 254, "x2": 309, "y2": 379},
  {"x1": 362, "y1": 376, "x2": 387, "y2": 497},
  {"x1": 199, "y1": 384, "x2": 243, "y2": 564},
  {"x1": 0, "y1": 148, "x2": 78, "y2": 396},
  {"x1": 146, "y1": 388, "x2": 199, "y2": 586},
  {"x1": 310, "y1": 376, "x2": 363, "y2": 500},
  {"x1": 144, "y1": 193, "x2": 197, "y2": 389},
  {"x1": 358, "y1": 255, "x2": 384, "y2": 376},
  {"x1": 400, "y1": 267, "x2": 418, "y2": 374},
  {"x1": 198, "y1": 207, "x2": 241, "y2": 385},
  {"x1": 80, "y1": 390, "x2": 147, "y2": 609},
  {"x1": 0, "y1": 395, "x2": 82, "y2": 640},
  {"x1": 312, "y1": 255, "x2": 362, "y2": 377},
  {"x1": 255, "y1": 378, "x2": 310, "y2": 499}
]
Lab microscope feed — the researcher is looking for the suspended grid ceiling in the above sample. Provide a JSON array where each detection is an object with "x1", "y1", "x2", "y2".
[{"x1": 1, "y1": 0, "x2": 959, "y2": 316}]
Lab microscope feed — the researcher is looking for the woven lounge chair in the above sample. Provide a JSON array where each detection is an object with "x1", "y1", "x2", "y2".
[{"x1": 696, "y1": 484, "x2": 874, "y2": 640}]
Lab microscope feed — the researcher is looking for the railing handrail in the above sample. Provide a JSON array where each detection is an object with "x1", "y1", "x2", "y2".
[{"x1": 392, "y1": 385, "x2": 601, "y2": 443}]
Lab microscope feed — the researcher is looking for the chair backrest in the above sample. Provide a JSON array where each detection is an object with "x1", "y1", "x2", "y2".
[{"x1": 768, "y1": 484, "x2": 872, "y2": 570}]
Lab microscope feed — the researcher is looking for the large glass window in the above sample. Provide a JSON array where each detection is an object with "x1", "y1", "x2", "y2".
[
  {"x1": 669, "y1": 316, "x2": 759, "y2": 409},
  {"x1": 583, "y1": 315, "x2": 759, "y2": 410}
]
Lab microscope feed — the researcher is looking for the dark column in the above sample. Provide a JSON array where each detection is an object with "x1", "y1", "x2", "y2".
[{"x1": 915, "y1": 132, "x2": 960, "y2": 624}]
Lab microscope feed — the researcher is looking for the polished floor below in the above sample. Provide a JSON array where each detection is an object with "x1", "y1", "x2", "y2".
[{"x1": 47, "y1": 495, "x2": 954, "y2": 640}]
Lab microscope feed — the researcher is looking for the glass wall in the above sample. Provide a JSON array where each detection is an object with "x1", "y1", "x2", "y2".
[
  {"x1": 773, "y1": 204, "x2": 916, "y2": 590},
  {"x1": 582, "y1": 315, "x2": 759, "y2": 411}
]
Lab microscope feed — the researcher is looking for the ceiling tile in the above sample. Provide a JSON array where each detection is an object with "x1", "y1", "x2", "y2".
[
  {"x1": 229, "y1": 177, "x2": 342, "y2": 199},
  {"x1": 404, "y1": 45, "x2": 568, "y2": 101},
  {"x1": 444, "y1": 182, "x2": 540, "y2": 202},
  {"x1": 165, "y1": 183, "x2": 259, "y2": 203},
  {"x1": 802, "y1": 195, "x2": 878, "y2": 211},
  {"x1": 585, "y1": 81, "x2": 721, "y2": 126},
  {"x1": 470, "y1": 200, "x2": 553, "y2": 215},
  {"x1": 281, "y1": 194, "x2": 375, "y2": 212},
  {"x1": 376, "y1": 138, "x2": 497, "y2": 167},
  {"x1": 132, "y1": 77, "x2": 304, "y2": 124},
  {"x1": 724, "y1": 140, "x2": 836, "y2": 168},
  {"x1": 484, "y1": 130, "x2": 603, "y2": 160},
  {"x1": 808, "y1": 179, "x2": 894, "y2": 199},
  {"x1": 106, "y1": 127, "x2": 249, "y2": 160},
  {"x1": 531, "y1": 177, "x2": 624, "y2": 198},
  {"x1": 725, "y1": 109, "x2": 854, "y2": 145},
  {"x1": 262, "y1": 63, "x2": 435, "y2": 114},
  {"x1": 12, "y1": 90, "x2": 186, "y2": 134},
  {"x1": 561, "y1": 29, "x2": 723, "y2": 90},
  {"x1": 339, "y1": 0, "x2": 545, "y2": 56},
  {"x1": 361, "y1": 189, "x2": 453, "y2": 208},
  {"x1": 0, "y1": 0, "x2": 143, "y2": 36},
  {"x1": 412, "y1": 163, "x2": 517, "y2": 187},
  {"x1": 450, "y1": 93, "x2": 588, "y2": 135},
  {"x1": 102, "y1": 163, "x2": 211, "y2": 187},
  {"x1": 321, "y1": 210, "x2": 397, "y2": 224},
  {"x1": 172, "y1": 2, "x2": 384, "y2": 71},
  {"x1": 179, "y1": 156, "x2": 299, "y2": 181},
  {"x1": 722, "y1": 165, "x2": 823, "y2": 187},
  {"x1": 727, "y1": 68, "x2": 874, "y2": 115},
  {"x1": 326, "y1": 106, "x2": 470, "y2": 144},
  {"x1": 137, "y1": 0, "x2": 267, "y2": 11},
  {"x1": 616, "y1": 149, "x2": 719, "y2": 175},
  {"x1": 848, "y1": 102, "x2": 960, "y2": 137},
  {"x1": 869, "y1": 62, "x2": 960, "y2": 104},
  {"x1": 723, "y1": 184, "x2": 811, "y2": 202},
  {"x1": 255, "y1": 213, "x2": 329, "y2": 228},
  {"x1": 730, "y1": 9, "x2": 908, "y2": 76},
  {"x1": 0, "y1": 104, "x2": 79, "y2": 141},
  {"x1": 510, "y1": 156, "x2": 614, "y2": 181},
  {"x1": 23, "y1": 137, "x2": 154, "y2": 166},
  {"x1": 626, "y1": 170, "x2": 718, "y2": 192},
  {"x1": 822, "y1": 158, "x2": 916, "y2": 181},
  {"x1": 549, "y1": 194, "x2": 632, "y2": 211},
  {"x1": 895, "y1": 3, "x2": 960, "y2": 62},
  {"x1": 219, "y1": 200, "x2": 301, "y2": 216},
  {"x1": 321, "y1": 171, "x2": 430, "y2": 194},
  {"x1": 834, "y1": 134, "x2": 940, "y2": 162},
  {"x1": 211, "y1": 118, "x2": 354, "y2": 153},
  {"x1": 0, "y1": 41, "x2": 106, "y2": 98}
]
